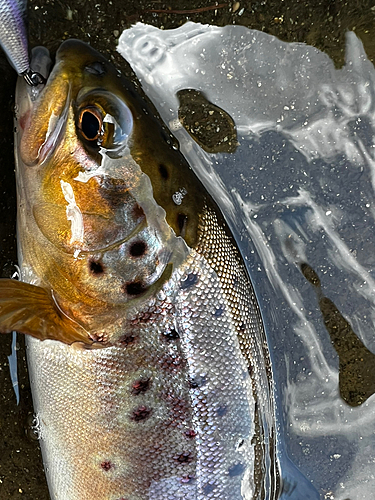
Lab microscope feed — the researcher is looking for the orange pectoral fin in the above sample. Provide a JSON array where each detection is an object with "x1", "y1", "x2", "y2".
[{"x1": 0, "y1": 279, "x2": 93, "y2": 345}]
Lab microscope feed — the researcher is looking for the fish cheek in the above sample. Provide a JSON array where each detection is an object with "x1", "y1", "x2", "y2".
[{"x1": 20, "y1": 78, "x2": 70, "y2": 166}]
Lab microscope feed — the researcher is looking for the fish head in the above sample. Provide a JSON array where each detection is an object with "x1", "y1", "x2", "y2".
[{"x1": 14, "y1": 40, "x2": 207, "y2": 341}]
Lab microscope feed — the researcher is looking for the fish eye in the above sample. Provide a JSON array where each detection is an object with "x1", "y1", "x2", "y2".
[
  {"x1": 76, "y1": 90, "x2": 134, "y2": 155},
  {"x1": 78, "y1": 107, "x2": 103, "y2": 141}
]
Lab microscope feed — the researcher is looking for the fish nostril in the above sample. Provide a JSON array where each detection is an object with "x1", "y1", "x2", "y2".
[
  {"x1": 173, "y1": 451, "x2": 194, "y2": 464},
  {"x1": 129, "y1": 241, "x2": 147, "y2": 257},
  {"x1": 131, "y1": 406, "x2": 152, "y2": 421}
]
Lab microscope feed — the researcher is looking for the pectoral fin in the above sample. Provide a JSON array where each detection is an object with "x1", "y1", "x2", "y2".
[{"x1": 0, "y1": 279, "x2": 93, "y2": 345}]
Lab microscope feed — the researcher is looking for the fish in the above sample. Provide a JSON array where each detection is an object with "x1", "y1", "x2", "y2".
[{"x1": 0, "y1": 39, "x2": 317, "y2": 499}]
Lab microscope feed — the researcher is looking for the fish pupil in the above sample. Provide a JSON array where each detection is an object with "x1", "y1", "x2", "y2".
[{"x1": 81, "y1": 110, "x2": 101, "y2": 140}]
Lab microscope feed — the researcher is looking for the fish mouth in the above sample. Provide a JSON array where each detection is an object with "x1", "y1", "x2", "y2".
[
  {"x1": 16, "y1": 46, "x2": 71, "y2": 167},
  {"x1": 16, "y1": 46, "x2": 52, "y2": 123}
]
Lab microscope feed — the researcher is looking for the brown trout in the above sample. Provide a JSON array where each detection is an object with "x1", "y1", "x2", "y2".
[{"x1": 0, "y1": 40, "x2": 279, "y2": 499}]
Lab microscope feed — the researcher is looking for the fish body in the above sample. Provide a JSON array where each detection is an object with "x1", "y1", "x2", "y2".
[{"x1": 2, "y1": 40, "x2": 280, "y2": 499}]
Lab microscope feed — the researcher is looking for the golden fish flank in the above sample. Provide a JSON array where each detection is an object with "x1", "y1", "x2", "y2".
[{"x1": 0, "y1": 40, "x2": 278, "y2": 499}]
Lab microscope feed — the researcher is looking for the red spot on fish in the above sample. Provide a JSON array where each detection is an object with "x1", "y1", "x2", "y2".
[
  {"x1": 158, "y1": 353, "x2": 185, "y2": 373},
  {"x1": 131, "y1": 406, "x2": 152, "y2": 422},
  {"x1": 185, "y1": 429, "x2": 197, "y2": 439},
  {"x1": 118, "y1": 334, "x2": 137, "y2": 347},
  {"x1": 164, "y1": 394, "x2": 188, "y2": 427},
  {"x1": 173, "y1": 451, "x2": 194, "y2": 464},
  {"x1": 131, "y1": 299, "x2": 174, "y2": 325},
  {"x1": 181, "y1": 475, "x2": 195, "y2": 484},
  {"x1": 100, "y1": 460, "x2": 113, "y2": 471},
  {"x1": 131, "y1": 378, "x2": 151, "y2": 395}
]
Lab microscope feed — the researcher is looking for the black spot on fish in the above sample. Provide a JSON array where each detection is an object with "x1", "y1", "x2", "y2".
[
  {"x1": 173, "y1": 451, "x2": 194, "y2": 464},
  {"x1": 159, "y1": 163, "x2": 169, "y2": 180},
  {"x1": 239, "y1": 323, "x2": 246, "y2": 333},
  {"x1": 236, "y1": 439, "x2": 245, "y2": 450},
  {"x1": 177, "y1": 213, "x2": 187, "y2": 235},
  {"x1": 217, "y1": 406, "x2": 228, "y2": 417},
  {"x1": 159, "y1": 353, "x2": 185, "y2": 373},
  {"x1": 123, "y1": 281, "x2": 147, "y2": 296},
  {"x1": 203, "y1": 484, "x2": 215, "y2": 494},
  {"x1": 185, "y1": 429, "x2": 197, "y2": 439},
  {"x1": 162, "y1": 328, "x2": 180, "y2": 341},
  {"x1": 85, "y1": 61, "x2": 106, "y2": 76},
  {"x1": 228, "y1": 463, "x2": 245, "y2": 477},
  {"x1": 118, "y1": 334, "x2": 137, "y2": 347},
  {"x1": 131, "y1": 378, "x2": 151, "y2": 395},
  {"x1": 100, "y1": 460, "x2": 113, "y2": 471},
  {"x1": 129, "y1": 240, "x2": 147, "y2": 257},
  {"x1": 131, "y1": 406, "x2": 152, "y2": 422},
  {"x1": 188, "y1": 374, "x2": 207, "y2": 389},
  {"x1": 214, "y1": 306, "x2": 225, "y2": 317},
  {"x1": 181, "y1": 273, "x2": 198, "y2": 290},
  {"x1": 89, "y1": 259, "x2": 104, "y2": 276},
  {"x1": 181, "y1": 475, "x2": 195, "y2": 484}
]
